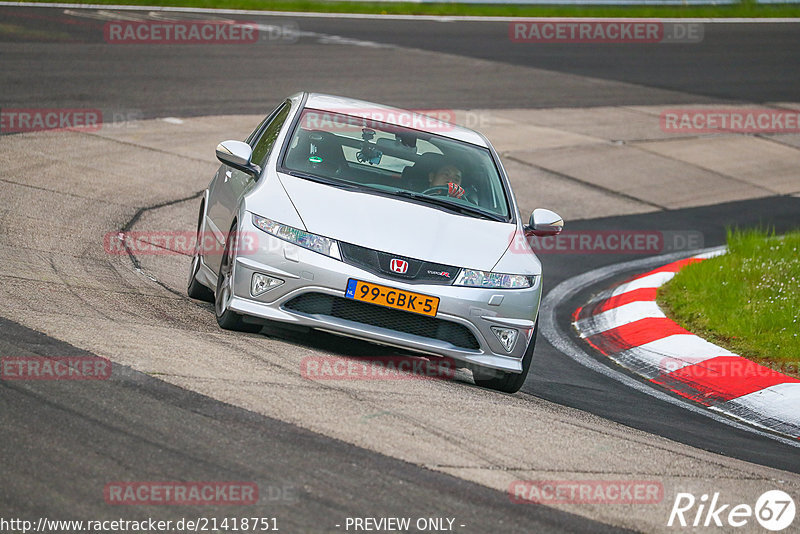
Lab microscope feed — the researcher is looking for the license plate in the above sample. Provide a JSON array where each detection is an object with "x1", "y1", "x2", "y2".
[{"x1": 345, "y1": 279, "x2": 439, "y2": 317}]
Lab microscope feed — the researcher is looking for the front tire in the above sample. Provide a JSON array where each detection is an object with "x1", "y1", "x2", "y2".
[
  {"x1": 188, "y1": 202, "x2": 214, "y2": 302},
  {"x1": 188, "y1": 252, "x2": 214, "y2": 302},
  {"x1": 215, "y1": 221, "x2": 262, "y2": 333},
  {"x1": 473, "y1": 323, "x2": 538, "y2": 393}
]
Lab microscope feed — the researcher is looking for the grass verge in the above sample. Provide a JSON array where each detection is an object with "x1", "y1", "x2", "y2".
[
  {"x1": 18, "y1": 0, "x2": 800, "y2": 18},
  {"x1": 657, "y1": 228, "x2": 800, "y2": 378}
]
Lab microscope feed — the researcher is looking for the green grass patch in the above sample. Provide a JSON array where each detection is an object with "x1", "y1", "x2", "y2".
[
  {"x1": 21, "y1": 0, "x2": 800, "y2": 18},
  {"x1": 657, "y1": 228, "x2": 800, "y2": 376}
]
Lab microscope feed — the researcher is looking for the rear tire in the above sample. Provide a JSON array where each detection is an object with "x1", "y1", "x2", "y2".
[
  {"x1": 473, "y1": 323, "x2": 538, "y2": 394},
  {"x1": 214, "y1": 221, "x2": 262, "y2": 333}
]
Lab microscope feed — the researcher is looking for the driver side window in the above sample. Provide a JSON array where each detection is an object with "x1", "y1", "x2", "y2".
[{"x1": 250, "y1": 101, "x2": 292, "y2": 170}]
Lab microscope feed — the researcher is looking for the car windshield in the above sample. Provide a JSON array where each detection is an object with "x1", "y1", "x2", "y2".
[{"x1": 281, "y1": 108, "x2": 511, "y2": 219}]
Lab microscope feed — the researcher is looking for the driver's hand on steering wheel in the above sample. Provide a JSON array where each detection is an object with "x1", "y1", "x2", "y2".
[
  {"x1": 426, "y1": 163, "x2": 476, "y2": 204},
  {"x1": 447, "y1": 182, "x2": 466, "y2": 199}
]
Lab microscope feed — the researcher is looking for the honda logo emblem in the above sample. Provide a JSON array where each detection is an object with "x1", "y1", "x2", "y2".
[{"x1": 389, "y1": 258, "x2": 409, "y2": 274}]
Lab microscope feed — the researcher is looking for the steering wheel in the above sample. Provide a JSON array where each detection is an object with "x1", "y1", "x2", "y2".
[
  {"x1": 421, "y1": 185, "x2": 475, "y2": 204},
  {"x1": 308, "y1": 158, "x2": 343, "y2": 176}
]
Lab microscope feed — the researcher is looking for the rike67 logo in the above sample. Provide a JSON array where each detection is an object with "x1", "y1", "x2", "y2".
[{"x1": 668, "y1": 490, "x2": 795, "y2": 531}]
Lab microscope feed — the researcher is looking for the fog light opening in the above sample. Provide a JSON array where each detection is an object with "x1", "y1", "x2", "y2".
[
  {"x1": 251, "y1": 273, "x2": 284, "y2": 297},
  {"x1": 491, "y1": 326, "x2": 518, "y2": 353}
]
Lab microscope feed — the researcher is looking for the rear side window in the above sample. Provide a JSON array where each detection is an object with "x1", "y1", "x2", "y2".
[{"x1": 251, "y1": 102, "x2": 291, "y2": 169}]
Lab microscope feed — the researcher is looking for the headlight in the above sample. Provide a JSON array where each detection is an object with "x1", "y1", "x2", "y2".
[
  {"x1": 453, "y1": 269, "x2": 536, "y2": 289},
  {"x1": 252, "y1": 214, "x2": 339, "y2": 258}
]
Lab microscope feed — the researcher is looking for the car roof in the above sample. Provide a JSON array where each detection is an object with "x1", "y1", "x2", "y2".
[{"x1": 303, "y1": 93, "x2": 489, "y2": 148}]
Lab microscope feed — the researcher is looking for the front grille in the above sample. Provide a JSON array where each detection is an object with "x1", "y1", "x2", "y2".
[
  {"x1": 339, "y1": 242, "x2": 458, "y2": 285},
  {"x1": 283, "y1": 293, "x2": 480, "y2": 350}
]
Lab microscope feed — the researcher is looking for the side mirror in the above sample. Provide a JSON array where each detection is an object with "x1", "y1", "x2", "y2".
[
  {"x1": 526, "y1": 208, "x2": 564, "y2": 237},
  {"x1": 216, "y1": 140, "x2": 261, "y2": 177}
]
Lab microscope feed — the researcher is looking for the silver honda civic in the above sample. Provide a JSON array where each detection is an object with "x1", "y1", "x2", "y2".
[{"x1": 188, "y1": 92, "x2": 563, "y2": 393}]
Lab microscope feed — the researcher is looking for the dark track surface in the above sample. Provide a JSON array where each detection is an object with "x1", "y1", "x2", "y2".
[
  {"x1": 277, "y1": 18, "x2": 800, "y2": 105},
  {"x1": 2, "y1": 7, "x2": 799, "y2": 119},
  {"x1": 0, "y1": 317, "x2": 622, "y2": 533}
]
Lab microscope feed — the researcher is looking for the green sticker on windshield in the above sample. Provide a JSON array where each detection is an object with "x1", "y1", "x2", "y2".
[{"x1": 309, "y1": 156, "x2": 323, "y2": 163}]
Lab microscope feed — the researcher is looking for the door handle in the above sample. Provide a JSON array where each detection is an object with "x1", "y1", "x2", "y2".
[{"x1": 224, "y1": 170, "x2": 232, "y2": 182}]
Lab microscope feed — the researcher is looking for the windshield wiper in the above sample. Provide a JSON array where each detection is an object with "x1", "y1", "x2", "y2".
[
  {"x1": 283, "y1": 173, "x2": 506, "y2": 222},
  {"x1": 286, "y1": 170, "x2": 362, "y2": 192},
  {"x1": 392, "y1": 191, "x2": 506, "y2": 222}
]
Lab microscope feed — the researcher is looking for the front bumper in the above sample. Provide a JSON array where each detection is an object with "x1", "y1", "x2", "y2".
[{"x1": 222, "y1": 216, "x2": 542, "y2": 373}]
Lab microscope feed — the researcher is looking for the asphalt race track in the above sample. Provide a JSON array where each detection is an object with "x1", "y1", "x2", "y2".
[
  {"x1": 1, "y1": 5, "x2": 800, "y2": 533},
  {"x1": 3, "y1": 7, "x2": 800, "y2": 114},
  {"x1": 1, "y1": 316, "x2": 619, "y2": 533}
]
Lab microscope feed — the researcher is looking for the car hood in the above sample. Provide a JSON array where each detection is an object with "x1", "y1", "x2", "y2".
[{"x1": 277, "y1": 173, "x2": 515, "y2": 271}]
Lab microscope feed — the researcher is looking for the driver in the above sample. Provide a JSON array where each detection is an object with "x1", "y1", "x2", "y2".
[{"x1": 428, "y1": 163, "x2": 466, "y2": 199}]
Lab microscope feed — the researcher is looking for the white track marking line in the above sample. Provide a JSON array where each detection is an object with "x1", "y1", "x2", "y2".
[
  {"x1": 574, "y1": 300, "x2": 665, "y2": 337},
  {"x1": 61, "y1": 6, "x2": 393, "y2": 48},
  {"x1": 615, "y1": 335, "x2": 733, "y2": 378},
  {"x1": 5, "y1": 3, "x2": 800, "y2": 23},
  {"x1": 693, "y1": 248, "x2": 728, "y2": 260},
  {"x1": 714, "y1": 383, "x2": 800, "y2": 435},
  {"x1": 722, "y1": 382, "x2": 800, "y2": 424},
  {"x1": 610, "y1": 270, "x2": 675, "y2": 296},
  {"x1": 63, "y1": 7, "x2": 149, "y2": 20}
]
